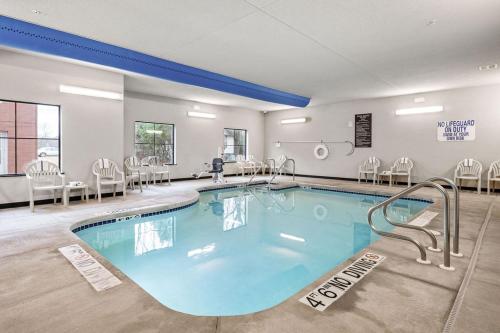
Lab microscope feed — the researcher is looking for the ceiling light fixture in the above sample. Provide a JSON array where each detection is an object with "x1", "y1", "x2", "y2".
[
  {"x1": 59, "y1": 84, "x2": 123, "y2": 100},
  {"x1": 31, "y1": 9, "x2": 42, "y2": 15},
  {"x1": 395, "y1": 105, "x2": 444, "y2": 116},
  {"x1": 187, "y1": 111, "x2": 216, "y2": 119},
  {"x1": 413, "y1": 97, "x2": 425, "y2": 103},
  {"x1": 193, "y1": 105, "x2": 201, "y2": 110},
  {"x1": 280, "y1": 117, "x2": 307, "y2": 124}
]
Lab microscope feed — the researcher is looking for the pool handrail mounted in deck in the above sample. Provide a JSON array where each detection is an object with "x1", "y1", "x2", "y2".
[
  {"x1": 367, "y1": 178, "x2": 461, "y2": 271},
  {"x1": 267, "y1": 158, "x2": 295, "y2": 188}
]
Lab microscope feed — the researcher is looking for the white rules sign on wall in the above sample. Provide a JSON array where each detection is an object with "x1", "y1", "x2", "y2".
[{"x1": 437, "y1": 120, "x2": 475, "y2": 142}]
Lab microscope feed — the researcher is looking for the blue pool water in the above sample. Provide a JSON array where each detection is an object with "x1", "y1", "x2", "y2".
[{"x1": 76, "y1": 187, "x2": 429, "y2": 316}]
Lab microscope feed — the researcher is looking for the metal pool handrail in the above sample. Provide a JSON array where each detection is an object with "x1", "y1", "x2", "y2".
[
  {"x1": 382, "y1": 204, "x2": 440, "y2": 252},
  {"x1": 426, "y1": 177, "x2": 462, "y2": 257},
  {"x1": 267, "y1": 158, "x2": 295, "y2": 188},
  {"x1": 367, "y1": 180, "x2": 454, "y2": 270},
  {"x1": 244, "y1": 164, "x2": 263, "y2": 188},
  {"x1": 266, "y1": 158, "x2": 276, "y2": 177}
]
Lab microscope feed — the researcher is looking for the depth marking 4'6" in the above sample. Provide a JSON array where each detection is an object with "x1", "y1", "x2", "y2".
[{"x1": 299, "y1": 252, "x2": 385, "y2": 311}]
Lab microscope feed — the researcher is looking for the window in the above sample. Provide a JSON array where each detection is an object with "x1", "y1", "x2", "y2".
[
  {"x1": 134, "y1": 121, "x2": 175, "y2": 164},
  {"x1": 0, "y1": 99, "x2": 60, "y2": 175},
  {"x1": 223, "y1": 128, "x2": 247, "y2": 162}
]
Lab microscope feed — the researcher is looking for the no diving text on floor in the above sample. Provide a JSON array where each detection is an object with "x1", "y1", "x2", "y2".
[{"x1": 299, "y1": 252, "x2": 385, "y2": 311}]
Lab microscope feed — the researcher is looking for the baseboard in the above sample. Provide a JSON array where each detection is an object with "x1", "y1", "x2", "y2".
[{"x1": 284, "y1": 173, "x2": 493, "y2": 193}]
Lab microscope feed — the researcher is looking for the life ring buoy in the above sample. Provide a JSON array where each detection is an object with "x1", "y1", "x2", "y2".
[
  {"x1": 313, "y1": 204, "x2": 328, "y2": 221},
  {"x1": 314, "y1": 144, "x2": 329, "y2": 160}
]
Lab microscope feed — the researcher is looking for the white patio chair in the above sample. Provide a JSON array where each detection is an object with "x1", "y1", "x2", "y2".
[
  {"x1": 145, "y1": 156, "x2": 171, "y2": 185},
  {"x1": 358, "y1": 156, "x2": 380, "y2": 184},
  {"x1": 248, "y1": 155, "x2": 265, "y2": 175},
  {"x1": 25, "y1": 160, "x2": 66, "y2": 212},
  {"x1": 92, "y1": 158, "x2": 126, "y2": 202},
  {"x1": 124, "y1": 156, "x2": 148, "y2": 192},
  {"x1": 454, "y1": 158, "x2": 482, "y2": 194},
  {"x1": 487, "y1": 160, "x2": 500, "y2": 195},
  {"x1": 390, "y1": 157, "x2": 414, "y2": 187},
  {"x1": 275, "y1": 154, "x2": 288, "y2": 175},
  {"x1": 235, "y1": 155, "x2": 255, "y2": 176}
]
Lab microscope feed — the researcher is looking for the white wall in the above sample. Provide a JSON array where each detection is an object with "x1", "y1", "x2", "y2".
[
  {"x1": 0, "y1": 50, "x2": 124, "y2": 204},
  {"x1": 265, "y1": 84, "x2": 500, "y2": 185},
  {"x1": 124, "y1": 92, "x2": 265, "y2": 178},
  {"x1": 2, "y1": 48, "x2": 499, "y2": 205},
  {"x1": 0, "y1": 50, "x2": 265, "y2": 205}
]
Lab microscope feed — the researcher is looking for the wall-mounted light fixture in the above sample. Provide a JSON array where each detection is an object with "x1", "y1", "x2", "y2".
[
  {"x1": 280, "y1": 117, "x2": 307, "y2": 124},
  {"x1": 395, "y1": 105, "x2": 444, "y2": 116},
  {"x1": 59, "y1": 84, "x2": 123, "y2": 100},
  {"x1": 187, "y1": 111, "x2": 216, "y2": 119}
]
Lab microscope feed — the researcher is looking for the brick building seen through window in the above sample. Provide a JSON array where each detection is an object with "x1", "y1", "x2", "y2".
[{"x1": 0, "y1": 100, "x2": 60, "y2": 175}]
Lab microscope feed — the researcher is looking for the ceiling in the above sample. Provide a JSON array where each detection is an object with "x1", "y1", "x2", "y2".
[{"x1": 1, "y1": 0, "x2": 500, "y2": 111}]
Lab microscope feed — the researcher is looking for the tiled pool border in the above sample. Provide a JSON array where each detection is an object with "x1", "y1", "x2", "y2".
[
  {"x1": 71, "y1": 200, "x2": 198, "y2": 233},
  {"x1": 71, "y1": 181, "x2": 433, "y2": 233}
]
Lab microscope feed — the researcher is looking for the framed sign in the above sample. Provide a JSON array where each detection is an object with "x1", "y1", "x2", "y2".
[
  {"x1": 437, "y1": 120, "x2": 475, "y2": 142},
  {"x1": 355, "y1": 113, "x2": 372, "y2": 148}
]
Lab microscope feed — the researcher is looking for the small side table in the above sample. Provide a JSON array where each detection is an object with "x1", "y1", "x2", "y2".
[
  {"x1": 378, "y1": 171, "x2": 392, "y2": 186},
  {"x1": 65, "y1": 183, "x2": 89, "y2": 205}
]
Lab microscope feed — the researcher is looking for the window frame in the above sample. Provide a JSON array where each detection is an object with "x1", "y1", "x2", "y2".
[
  {"x1": 223, "y1": 128, "x2": 248, "y2": 163},
  {"x1": 0, "y1": 98, "x2": 61, "y2": 177},
  {"x1": 134, "y1": 121, "x2": 176, "y2": 165}
]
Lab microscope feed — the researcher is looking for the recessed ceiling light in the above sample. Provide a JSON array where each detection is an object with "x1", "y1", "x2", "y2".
[
  {"x1": 31, "y1": 9, "x2": 42, "y2": 15},
  {"x1": 478, "y1": 64, "x2": 498, "y2": 71}
]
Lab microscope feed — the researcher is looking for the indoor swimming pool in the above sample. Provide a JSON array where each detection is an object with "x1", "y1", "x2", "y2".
[{"x1": 75, "y1": 186, "x2": 430, "y2": 316}]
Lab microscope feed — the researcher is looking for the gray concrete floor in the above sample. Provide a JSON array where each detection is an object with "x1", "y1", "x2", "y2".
[{"x1": 0, "y1": 176, "x2": 499, "y2": 332}]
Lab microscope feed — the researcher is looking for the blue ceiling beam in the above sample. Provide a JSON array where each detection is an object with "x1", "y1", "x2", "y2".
[{"x1": 0, "y1": 15, "x2": 310, "y2": 107}]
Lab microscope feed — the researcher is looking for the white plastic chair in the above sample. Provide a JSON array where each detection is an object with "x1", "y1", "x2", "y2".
[
  {"x1": 487, "y1": 160, "x2": 500, "y2": 195},
  {"x1": 145, "y1": 156, "x2": 171, "y2": 185},
  {"x1": 358, "y1": 157, "x2": 380, "y2": 184},
  {"x1": 390, "y1": 157, "x2": 413, "y2": 187},
  {"x1": 25, "y1": 160, "x2": 66, "y2": 212},
  {"x1": 275, "y1": 154, "x2": 288, "y2": 175},
  {"x1": 92, "y1": 158, "x2": 126, "y2": 202},
  {"x1": 235, "y1": 155, "x2": 255, "y2": 176},
  {"x1": 454, "y1": 158, "x2": 482, "y2": 194},
  {"x1": 248, "y1": 155, "x2": 265, "y2": 175},
  {"x1": 124, "y1": 156, "x2": 148, "y2": 192}
]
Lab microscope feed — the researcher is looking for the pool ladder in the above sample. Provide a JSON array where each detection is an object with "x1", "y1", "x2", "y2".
[
  {"x1": 367, "y1": 177, "x2": 462, "y2": 271},
  {"x1": 267, "y1": 158, "x2": 295, "y2": 188}
]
